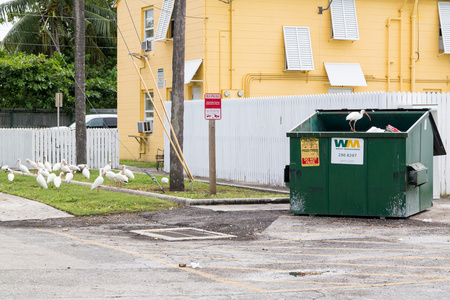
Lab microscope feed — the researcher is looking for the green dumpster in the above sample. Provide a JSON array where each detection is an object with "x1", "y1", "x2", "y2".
[{"x1": 285, "y1": 109, "x2": 446, "y2": 218}]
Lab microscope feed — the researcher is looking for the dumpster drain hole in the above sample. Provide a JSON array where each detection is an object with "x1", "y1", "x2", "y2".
[{"x1": 131, "y1": 227, "x2": 236, "y2": 241}]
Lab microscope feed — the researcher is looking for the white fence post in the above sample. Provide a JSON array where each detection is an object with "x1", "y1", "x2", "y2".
[{"x1": 0, "y1": 128, "x2": 119, "y2": 170}]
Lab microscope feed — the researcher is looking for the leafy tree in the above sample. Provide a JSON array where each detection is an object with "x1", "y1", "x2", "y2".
[
  {"x1": 0, "y1": 51, "x2": 116, "y2": 111},
  {"x1": 0, "y1": 0, "x2": 116, "y2": 63},
  {"x1": 0, "y1": 50, "x2": 73, "y2": 110}
]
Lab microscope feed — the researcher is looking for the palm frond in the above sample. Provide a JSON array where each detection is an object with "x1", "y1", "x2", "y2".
[
  {"x1": 0, "y1": 0, "x2": 45, "y2": 23},
  {"x1": 85, "y1": 10, "x2": 116, "y2": 41},
  {"x1": 2, "y1": 13, "x2": 42, "y2": 54},
  {"x1": 85, "y1": 4, "x2": 116, "y2": 20}
]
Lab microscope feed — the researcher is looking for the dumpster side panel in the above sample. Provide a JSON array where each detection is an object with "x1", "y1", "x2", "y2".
[
  {"x1": 415, "y1": 117, "x2": 434, "y2": 211},
  {"x1": 367, "y1": 138, "x2": 407, "y2": 217},
  {"x1": 419, "y1": 124, "x2": 433, "y2": 211},
  {"x1": 289, "y1": 137, "x2": 329, "y2": 215},
  {"x1": 405, "y1": 117, "x2": 434, "y2": 215}
]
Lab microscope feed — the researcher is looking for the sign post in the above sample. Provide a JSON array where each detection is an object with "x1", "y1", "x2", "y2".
[
  {"x1": 204, "y1": 93, "x2": 222, "y2": 195},
  {"x1": 55, "y1": 93, "x2": 63, "y2": 128}
]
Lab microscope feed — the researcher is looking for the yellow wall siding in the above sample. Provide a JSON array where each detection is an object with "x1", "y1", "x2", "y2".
[
  {"x1": 117, "y1": 0, "x2": 206, "y2": 162},
  {"x1": 117, "y1": 0, "x2": 450, "y2": 162}
]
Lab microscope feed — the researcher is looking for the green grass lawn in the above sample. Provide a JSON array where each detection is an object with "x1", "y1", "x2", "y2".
[
  {"x1": 72, "y1": 169, "x2": 286, "y2": 199},
  {"x1": 0, "y1": 173, "x2": 176, "y2": 216},
  {"x1": 120, "y1": 159, "x2": 157, "y2": 169},
  {"x1": 0, "y1": 170, "x2": 286, "y2": 217}
]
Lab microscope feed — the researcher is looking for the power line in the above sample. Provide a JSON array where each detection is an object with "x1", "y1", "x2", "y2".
[
  {"x1": 2, "y1": 12, "x2": 116, "y2": 21},
  {"x1": 2, "y1": 42, "x2": 116, "y2": 49},
  {"x1": 0, "y1": 29, "x2": 116, "y2": 40}
]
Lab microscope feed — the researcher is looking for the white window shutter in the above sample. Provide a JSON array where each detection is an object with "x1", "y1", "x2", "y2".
[
  {"x1": 331, "y1": 0, "x2": 359, "y2": 40},
  {"x1": 283, "y1": 26, "x2": 314, "y2": 71},
  {"x1": 438, "y1": 2, "x2": 450, "y2": 54},
  {"x1": 155, "y1": 0, "x2": 174, "y2": 41}
]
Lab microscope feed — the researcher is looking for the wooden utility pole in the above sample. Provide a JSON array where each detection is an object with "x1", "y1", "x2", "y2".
[
  {"x1": 74, "y1": 0, "x2": 87, "y2": 165},
  {"x1": 170, "y1": 0, "x2": 186, "y2": 191}
]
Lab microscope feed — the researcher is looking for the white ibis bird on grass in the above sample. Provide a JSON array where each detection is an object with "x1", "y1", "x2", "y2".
[
  {"x1": 16, "y1": 159, "x2": 31, "y2": 175},
  {"x1": 114, "y1": 172, "x2": 128, "y2": 188},
  {"x1": 26, "y1": 159, "x2": 38, "y2": 173},
  {"x1": 36, "y1": 169, "x2": 48, "y2": 189},
  {"x1": 346, "y1": 110, "x2": 371, "y2": 132},
  {"x1": 91, "y1": 169, "x2": 104, "y2": 192},
  {"x1": 36, "y1": 158, "x2": 45, "y2": 170},
  {"x1": 122, "y1": 165, "x2": 135, "y2": 180},
  {"x1": 103, "y1": 161, "x2": 112, "y2": 173},
  {"x1": 61, "y1": 161, "x2": 71, "y2": 173},
  {"x1": 105, "y1": 170, "x2": 116, "y2": 186},
  {"x1": 54, "y1": 172, "x2": 63, "y2": 189},
  {"x1": 161, "y1": 177, "x2": 169, "y2": 188},
  {"x1": 53, "y1": 161, "x2": 62, "y2": 172},
  {"x1": 82, "y1": 166, "x2": 90, "y2": 179},
  {"x1": 43, "y1": 156, "x2": 52, "y2": 172},
  {"x1": 69, "y1": 164, "x2": 80, "y2": 172},
  {"x1": 6, "y1": 168, "x2": 14, "y2": 182},
  {"x1": 65, "y1": 171, "x2": 74, "y2": 183},
  {"x1": 47, "y1": 173, "x2": 57, "y2": 185}
]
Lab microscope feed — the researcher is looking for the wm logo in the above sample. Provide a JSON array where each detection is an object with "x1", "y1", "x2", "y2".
[{"x1": 334, "y1": 139, "x2": 360, "y2": 148}]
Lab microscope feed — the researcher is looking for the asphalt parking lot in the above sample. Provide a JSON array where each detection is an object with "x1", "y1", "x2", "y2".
[{"x1": 0, "y1": 195, "x2": 449, "y2": 299}]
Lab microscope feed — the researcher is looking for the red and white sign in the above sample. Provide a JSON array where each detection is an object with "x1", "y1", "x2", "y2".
[{"x1": 204, "y1": 93, "x2": 222, "y2": 120}]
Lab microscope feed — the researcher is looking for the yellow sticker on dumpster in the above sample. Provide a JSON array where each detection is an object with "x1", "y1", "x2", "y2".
[{"x1": 301, "y1": 137, "x2": 320, "y2": 167}]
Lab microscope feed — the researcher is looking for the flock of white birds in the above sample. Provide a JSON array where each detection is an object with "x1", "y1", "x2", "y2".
[{"x1": 1, "y1": 156, "x2": 139, "y2": 192}]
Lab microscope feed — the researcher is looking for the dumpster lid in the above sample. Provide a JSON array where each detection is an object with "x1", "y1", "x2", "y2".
[{"x1": 315, "y1": 109, "x2": 446, "y2": 156}]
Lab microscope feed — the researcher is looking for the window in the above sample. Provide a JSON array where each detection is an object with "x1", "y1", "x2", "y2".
[
  {"x1": 145, "y1": 92, "x2": 154, "y2": 121},
  {"x1": 86, "y1": 118, "x2": 104, "y2": 128},
  {"x1": 283, "y1": 26, "x2": 314, "y2": 71},
  {"x1": 438, "y1": 2, "x2": 450, "y2": 54},
  {"x1": 103, "y1": 118, "x2": 117, "y2": 128},
  {"x1": 330, "y1": 0, "x2": 359, "y2": 40},
  {"x1": 155, "y1": 0, "x2": 175, "y2": 41},
  {"x1": 143, "y1": 9, "x2": 154, "y2": 51},
  {"x1": 192, "y1": 86, "x2": 201, "y2": 100},
  {"x1": 158, "y1": 68, "x2": 164, "y2": 88}
]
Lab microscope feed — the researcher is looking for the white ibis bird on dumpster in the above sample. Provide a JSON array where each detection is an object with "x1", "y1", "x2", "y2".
[{"x1": 346, "y1": 110, "x2": 371, "y2": 132}]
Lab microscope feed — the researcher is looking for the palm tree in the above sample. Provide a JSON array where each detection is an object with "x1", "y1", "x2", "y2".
[{"x1": 0, "y1": 0, "x2": 116, "y2": 62}]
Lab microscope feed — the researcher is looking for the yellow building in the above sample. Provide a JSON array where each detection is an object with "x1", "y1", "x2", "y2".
[{"x1": 115, "y1": 0, "x2": 450, "y2": 161}]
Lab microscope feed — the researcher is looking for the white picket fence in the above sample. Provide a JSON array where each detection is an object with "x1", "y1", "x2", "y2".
[
  {"x1": 164, "y1": 91, "x2": 450, "y2": 195},
  {"x1": 0, "y1": 128, "x2": 120, "y2": 169}
]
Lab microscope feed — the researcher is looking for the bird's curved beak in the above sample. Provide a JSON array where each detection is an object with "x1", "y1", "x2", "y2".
[{"x1": 364, "y1": 111, "x2": 371, "y2": 121}]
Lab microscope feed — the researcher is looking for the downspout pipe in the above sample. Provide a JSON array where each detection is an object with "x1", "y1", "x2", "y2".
[{"x1": 410, "y1": 0, "x2": 419, "y2": 92}]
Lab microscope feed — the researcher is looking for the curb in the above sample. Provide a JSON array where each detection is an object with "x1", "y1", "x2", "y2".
[{"x1": 69, "y1": 180, "x2": 290, "y2": 206}]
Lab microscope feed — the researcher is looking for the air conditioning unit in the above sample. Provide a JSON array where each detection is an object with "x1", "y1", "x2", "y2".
[
  {"x1": 141, "y1": 40, "x2": 153, "y2": 52},
  {"x1": 137, "y1": 121, "x2": 153, "y2": 134}
]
